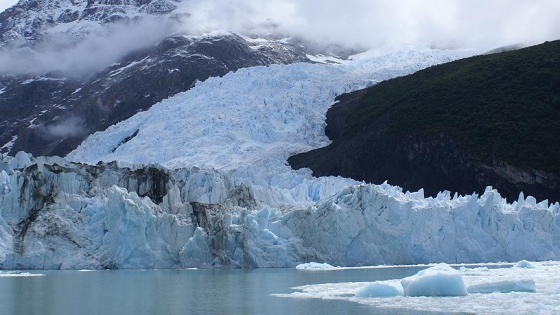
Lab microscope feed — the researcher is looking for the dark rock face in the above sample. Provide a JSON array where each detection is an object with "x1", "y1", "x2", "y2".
[
  {"x1": 0, "y1": 33, "x2": 309, "y2": 156},
  {"x1": 288, "y1": 90, "x2": 560, "y2": 202}
]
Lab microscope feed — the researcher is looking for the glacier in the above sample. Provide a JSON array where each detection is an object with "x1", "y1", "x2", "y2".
[
  {"x1": 2, "y1": 46, "x2": 560, "y2": 269},
  {"x1": 1, "y1": 154, "x2": 559, "y2": 269}
]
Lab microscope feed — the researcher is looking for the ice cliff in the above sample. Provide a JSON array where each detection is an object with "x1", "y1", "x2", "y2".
[{"x1": 0, "y1": 154, "x2": 559, "y2": 269}]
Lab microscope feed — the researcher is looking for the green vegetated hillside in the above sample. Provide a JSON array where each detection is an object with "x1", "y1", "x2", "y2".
[
  {"x1": 289, "y1": 40, "x2": 560, "y2": 201},
  {"x1": 350, "y1": 41, "x2": 560, "y2": 174}
]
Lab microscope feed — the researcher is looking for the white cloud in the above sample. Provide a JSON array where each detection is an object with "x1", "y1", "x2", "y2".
[
  {"x1": 1, "y1": 0, "x2": 559, "y2": 76},
  {"x1": 0, "y1": 17, "x2": 175, "y2": 76},
  {"x1": 179, "y1": 0, "x2": 560, "y2": 50},
  {"x1": 0, "y1": 0, "x2": 17, "y2": 12},
  {"x1": 45, "y1": 116, "x2": 86, "y2": 138}
]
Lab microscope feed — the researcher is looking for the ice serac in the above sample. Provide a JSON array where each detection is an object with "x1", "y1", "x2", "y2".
[
  {"x1": 285, "y1": 184, "x2": 560, "y2": 266},
  {"x1": 1, "y1": 156, "x2": 560, "y2": 269}
]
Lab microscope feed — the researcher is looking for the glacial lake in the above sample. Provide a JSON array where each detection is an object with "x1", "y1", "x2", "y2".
[{"x1": 0, "y1": 266, "x2": 439, "y2": 315}]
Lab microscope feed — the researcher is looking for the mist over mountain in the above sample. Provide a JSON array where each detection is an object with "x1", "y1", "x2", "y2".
[
  {"x1": 1, "y1": 0, "x2": 559, "y2": 77},
  {"x1": 178, "y1": 0, "x2": 560, "y2": 49},
  {"x1": 0, "y1": 0, "x2": 312, "y2": 156}
]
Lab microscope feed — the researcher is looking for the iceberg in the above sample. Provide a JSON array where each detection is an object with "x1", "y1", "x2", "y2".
[
  {"x1": 515, "y1": 260, "x2": 536, "y2": 269},
  {"x1": 277, "y1": 262, "x2": 560, "y2": 314},
  {"x1": 401, "y1": 264, "x2": 467, "y2": 297},
  {"x1": 467, "y1": 279, "x2": 536, "y2": 293},
  {"x1": 355, "y1": 283, "x2": 402, "y2": 298},
  {"x1": 296, "y1": 262, "x2": 336, "y2": 270}
]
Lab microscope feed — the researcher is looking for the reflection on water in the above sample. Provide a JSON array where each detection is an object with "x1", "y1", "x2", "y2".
[{"x1": 0, "y1": 267, "x2": 434, "y2": 315}]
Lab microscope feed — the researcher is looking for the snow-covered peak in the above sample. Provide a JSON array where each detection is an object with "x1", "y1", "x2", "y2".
[{"x1": 0, "y1": 0, "x2": 180, "y2": 46}]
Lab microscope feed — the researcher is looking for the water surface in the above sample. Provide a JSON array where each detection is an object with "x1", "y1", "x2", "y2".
[{"x1": 0, "y1": 267, "x2": 442, "y2": 315}]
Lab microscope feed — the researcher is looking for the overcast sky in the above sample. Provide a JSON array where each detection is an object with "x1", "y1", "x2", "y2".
[
  {"x1": 180, "y1": 0, "x2": 560, "y2": 50},
  {"x1": 1, "y1": 0, "x2": 559, "y2": 75},
  {"x1": 0, "y1": 0, "x2": 15, "y2": 12},
  {"x1": 1, "y1": 0, "x2": 558, "y2": 49}
]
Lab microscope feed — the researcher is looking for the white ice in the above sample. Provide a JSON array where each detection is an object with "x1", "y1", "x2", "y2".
[
  {"x1": 296, "y1": 262, "x2": 336, "y2": 270},
  {"x1": 467, "y1": 279, "x2": 536, "y2": 293},
  {"x1": 0, "y1": 271, "x2": 44, "y2": 277},
  {"x1": 401, "y1": 263, "x2": 467, "y2": 297},
  {"x1": 515, "y1": 260, "x2": 536, "y2": 269},
  {"x1": 68, "y1": 47, "x2": 476, "y2": 171},
  {"x1": 355, "y1": 283, "x2": 402, "y2": 298},
  {"x1": 275, "y1": 261, "x2": 560, "y2": 314}
]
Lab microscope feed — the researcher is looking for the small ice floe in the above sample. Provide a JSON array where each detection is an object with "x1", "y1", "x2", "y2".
[
  {"x1": 468, "y1": 280, "x2": 536, "y2": 294},
  {"x1": 355, "y1": 283, "x2": 402, "y2": 298},
  {"x1": 514, "y1": 260, "x2": 535, "y2": 269},
  {"x1": 296, "y1": 262, "x2": 337, "y2": 270},
  {"x1": 0, "y1": 271, "x2": 45, "y2": 277}
]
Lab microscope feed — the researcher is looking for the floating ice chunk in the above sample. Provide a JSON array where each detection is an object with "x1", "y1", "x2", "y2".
[
  {"x1": 0, "y1": 272, "x2": 45, "y2": 277},
  {"x1": 356, "y1": 283, "x2": 402, "y2": 298},
  {"x1": 467, "y1": 280, "x2": 536, "y2": 293},
  {"x1": 401, "y1": 264, "x2": 467, "y2": 297},
  {"x1": 515, "y1": 260, "x2": 535, "y2": 269},
  {"x1": 296, "y1": 262, "x2": 336, "y2": 270}
]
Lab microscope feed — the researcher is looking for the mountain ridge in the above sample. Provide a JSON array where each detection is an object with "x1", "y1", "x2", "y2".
[
  {"x1": 289, "y1": 40, "x2": 560, "y2": 202},
  {"x1": 0, "y1": 0, "x2": 316, "y2": 157}
]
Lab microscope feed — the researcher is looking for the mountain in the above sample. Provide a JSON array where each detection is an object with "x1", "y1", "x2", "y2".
[
  {"x1": 0, "y1": 0, "x2": 310, "y2": 157},
  {"x1": 289, "y1": 40, "x2": 560, "y2": 203}
]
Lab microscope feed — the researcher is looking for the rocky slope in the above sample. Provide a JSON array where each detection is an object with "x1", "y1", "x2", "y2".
[
  {"x1": 0, "y1": 0, "x2": 310, "y2": 156},
  {"x1": 289, "y1": 41, "x2": 560, "y2": 202}
]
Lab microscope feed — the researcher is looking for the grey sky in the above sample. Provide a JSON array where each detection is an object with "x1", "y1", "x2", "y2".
[
  {"x1": 0, "y1": 0, "x2": 15, "y2": 11},
  {"x1": 0, "y1": 0, "x2": 559, "y2": 75},
  {"x1": 180, "y1": 0, "x2": 560, "y2": 49}
]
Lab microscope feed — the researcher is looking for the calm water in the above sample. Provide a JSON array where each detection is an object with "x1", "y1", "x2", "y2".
[{"x1": 0, "y1": 267, "x2": 439, "y2": 315}]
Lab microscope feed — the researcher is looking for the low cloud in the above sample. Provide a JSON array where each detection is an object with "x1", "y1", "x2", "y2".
[
  {"x1": 0, "y1": 16, "x2": 176, "y2": 76},
  {"x1": 45, "y1": 116, "x2": 86, "y2": 138},
  {"x1": 179, "y1": 0, "x2": 560, "y2": 50},
  {"x1": 1, "y1": 0, "x2": 559, "y2": 77}
]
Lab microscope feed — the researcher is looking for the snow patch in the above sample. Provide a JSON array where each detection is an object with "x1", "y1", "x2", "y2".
[{"x1": 0, "y1": 135, "x2": 17, "y2": 154}]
